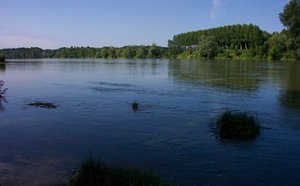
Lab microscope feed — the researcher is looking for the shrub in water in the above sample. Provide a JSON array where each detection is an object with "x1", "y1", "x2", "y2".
[
  {"x1": 69, "y1": 157, "x2": 168, "y2": 186},
  {"x1": 217, "y1": 111, "x2": 260, "y2": 140},
  {"x1": 131, "y1": 101, "x2": 139, "y2": 111}
]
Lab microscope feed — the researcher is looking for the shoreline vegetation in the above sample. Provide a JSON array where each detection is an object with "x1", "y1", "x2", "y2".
[
  {"x1": 69, "y1": 157, "x2": 169, "y2": 186},
  {"x1": 1, "y1": 0, "x2": 300, "y2": 61},
  {"x1": 1, "y1": 24, "x2": 299, "y2": 61}
]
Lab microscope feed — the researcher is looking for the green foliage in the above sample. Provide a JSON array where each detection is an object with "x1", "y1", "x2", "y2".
[
  {"x1": 0, "y1": 46, "x2": 168, "y2": 59},
  {"x1": 280, "y1": 0, "x2": 300, "y2": 38},
  {"x1": 135, "y1": 47, "x2": 147, "y2": 58},
  {"x1": 239, "y1": 49, "x2": 256, "y2": 60},
  {"x1": 268, "y1": 46, "x2": 281, "y2": 60},
  {"x1": 216, "y1": 111, "x2": 260, "y2": 140},
  {"x1": 169, "y1": 24, "x2": 269, "y2": 50},
  {"x1": 69, "y1": 157, "x2": 168, "y2": 186},
  {"x1": 197, "y1": 36, "x2": 219, "y2": 59},
  {"x1": 267, "y1": 33, "x2": 287, "y2": 60},
  {"x1": 170, "y1": 22, "x2": 299, "y2": 60},
  {"x1": 168, "y1": 24, "x2": 276, "y2": 60},
  {"x1": 216, "y1": 49, "x2": 234, "y2": 59}
]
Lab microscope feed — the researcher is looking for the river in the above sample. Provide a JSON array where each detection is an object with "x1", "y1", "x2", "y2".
[{"x1": 0, "y1": 59, "x2": 300, "y2": 185}]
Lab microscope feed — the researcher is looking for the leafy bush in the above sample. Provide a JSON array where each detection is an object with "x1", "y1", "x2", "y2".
[{"x1": 216, "y1": 111, "x2": 260, "y2": 140}]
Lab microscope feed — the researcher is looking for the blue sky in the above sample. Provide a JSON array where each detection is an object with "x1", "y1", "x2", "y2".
[{"x1": 0, "y1": 0, "x2": 288, "y2": 49}]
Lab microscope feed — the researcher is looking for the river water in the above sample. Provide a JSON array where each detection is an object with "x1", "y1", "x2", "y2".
[{"x1": 0, "y1": 59, "x2": 300, "y2": 185}]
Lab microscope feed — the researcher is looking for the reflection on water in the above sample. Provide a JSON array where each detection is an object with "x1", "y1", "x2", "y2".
[
  {"x1": 169, "y1": 60, "x2": 300, "y2": 109},
  {"x1": 279, "y1": 62, "x2": 300, "y2": 109},
  {"x1": 279, "y1": 90, "x2": 300, "y2": 109},
  {"x1": 0, "y1": 63, "x2": 5, "y2": 73},
  {"x1": 0, "y1": 59, "x2": 300, "y2": 186},
  {"x1": 0, "y1": 97, "x2": 7, "y2": 111},
  {"x1": 0, "y1": 73, "x2": 7, "y2": 111},
  {"x1": 169, "y1": 60, "x2": 261, "y2": 92}
]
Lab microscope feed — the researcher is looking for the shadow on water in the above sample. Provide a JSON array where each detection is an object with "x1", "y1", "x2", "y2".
[
  {"x1": 278, "y1": 62, "x2": 300, "y2": 109},
  {"x1": 168, "y1": 60, "x2": 262, "y2": 92},
  {"x1": 0, "y1": 77, "x2": 7, "y2": 111},
  {"x1": 0, "y1": 97, "x2": 7, "y2": 111},
  {"x1": 0, "y1": 63, "x2": 6, "y2": 111},
  {"x1": 0, "y1": 63, "x2": 5, "y2": 73}
]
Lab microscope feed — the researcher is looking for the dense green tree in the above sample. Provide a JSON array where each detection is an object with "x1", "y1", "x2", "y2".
[
  {"x1": 197, "y1": 36, "x2": 219, "y2": 59},
  {"x1": 135, "y1": 46, "x2": 147, "y2": 58},
  {"x1": 267, "y1": 33, "x2": 287, "y2": 60},
  {"x1": 0, "y1": 46, "x2": 168, "y2": 59},
  {"x1": 147, "y1": 44, "x2": 161, "y2": 58},
  {"x1": 169, "y1": 24, "x2": 269, "y2": 51},
  {"x1": 168, "y1": 24, "x2": 272, "y2": 60},
  {"x1": 280, "y1": 0, "x2": 300, "y2": 38},
  {"x1": 121, "y1": 47, "x2": 135, "y2": 58},
  {"x1": 100, "y1": 48, "x2": 110, "y2": 58}
]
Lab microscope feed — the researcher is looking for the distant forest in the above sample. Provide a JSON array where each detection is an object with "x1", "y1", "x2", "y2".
[
  {"x1": 1, "y1": 45, "x2": 168, "y2": 59},
  {"x1": 1, "y1": 0, "x2": 299, "y2": 61}
]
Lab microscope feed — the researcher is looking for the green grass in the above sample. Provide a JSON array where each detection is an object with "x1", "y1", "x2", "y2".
[
  {"x1": 69, "y1": 157, "x2": 169, "y2": 186},
  {"x1": 216, "y1": 111, "x2": 260, "y2": 140},
  {"x1": 131, "y1": 101, "x2": 139, "y2": 111}
]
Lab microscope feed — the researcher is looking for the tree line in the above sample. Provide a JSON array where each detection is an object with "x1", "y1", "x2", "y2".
[
  {"x1": 168, "y1": 24, "x2": 272, "y2": 59},
  {"x1": 1, "y1": 0, "x2": 299, "y2": 61},
  {"x1": 168, "y1": 24, "x2": 299, "y2": 60},
  {"x1": 168, "y1": 0, "x2": 300, "y2": 60},
  {"x1": 1, "y1": 45, "x2": 169, "y2": 59}
]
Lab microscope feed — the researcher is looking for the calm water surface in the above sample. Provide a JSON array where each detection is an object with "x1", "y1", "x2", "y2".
[{"x1": 0, "y1": 59, "x2": 300, "y2": 185}]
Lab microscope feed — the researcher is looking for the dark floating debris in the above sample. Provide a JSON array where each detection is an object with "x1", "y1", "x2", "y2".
[{"x1": 27, "y1": 102, "x2": 57, "y2": 109}]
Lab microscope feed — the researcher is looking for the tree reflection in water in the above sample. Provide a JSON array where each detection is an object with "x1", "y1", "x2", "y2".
[
  {"x1": 279, "y1": 62, "x2": 300, "y2": 109},
  {"x1": 0, "y1": 74, "x2": 7, "y2": 111},
  {"x1": 0, "y1": 63, "x2": 5, "y2": 72},
  {"x1": 169, "y1": 60, "x2": 261, "y2": 93},
  {"x1": 169, "y1": 60, "x2": 300, "y2": 109}
]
